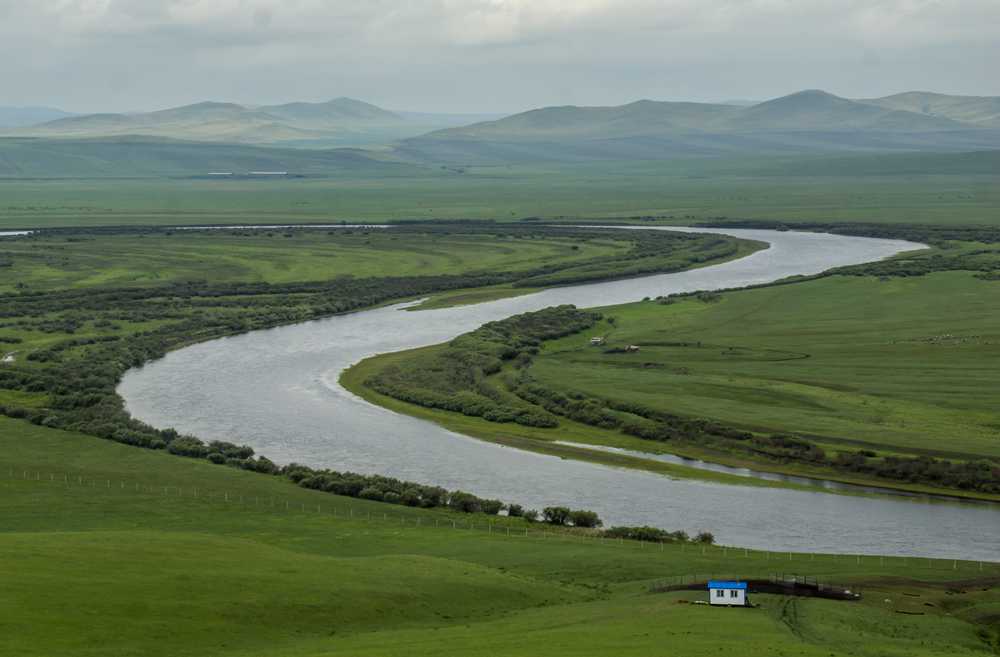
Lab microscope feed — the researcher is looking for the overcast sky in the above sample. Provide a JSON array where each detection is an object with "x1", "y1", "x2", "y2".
[{"x1": 2, "y1": 0, "x2": 998, "y2": 113}]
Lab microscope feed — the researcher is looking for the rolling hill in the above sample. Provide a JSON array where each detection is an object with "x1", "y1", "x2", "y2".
[
  {"x1": 859, "y1": 91, "x2": 1000, "y2": 128},
  {"x1": 400, "y1": 90, "x2": 1000, "y2": 163},
  {"x1": 4, "y1": 98, "x2": 463, "y2": 148}
]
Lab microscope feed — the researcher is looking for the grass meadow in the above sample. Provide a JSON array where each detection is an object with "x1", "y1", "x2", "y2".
[
  {"x1": 3, "y1": 417, "x2": 998, "y2": 657},
  {"x1": 2, "y1": 157, "x2": 999, "y2": 229}
]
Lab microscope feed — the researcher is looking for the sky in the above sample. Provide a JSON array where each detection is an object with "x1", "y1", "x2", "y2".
[{"x1": 2, "y1": 0, "x2": 998, "y2": 113}]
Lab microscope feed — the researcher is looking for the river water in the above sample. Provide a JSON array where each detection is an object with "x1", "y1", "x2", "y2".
[{"x1": 119, "y1": 228, "x2": 1000, "y2": 560}]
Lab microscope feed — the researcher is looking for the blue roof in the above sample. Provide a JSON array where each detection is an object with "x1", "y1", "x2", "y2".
[{"x1": 708, "y1": 580, "x2": 747, "y2": 590}]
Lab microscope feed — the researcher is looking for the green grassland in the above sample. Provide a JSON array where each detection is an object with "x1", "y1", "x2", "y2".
[
  {"x1": 530, "y1": 271, "x2": 1000, "y2": 461},
  {"x1": 2, "y1": 153, "x2": 998, "y2": 229},
  {"x1": 0, "y1": 228, "x2": 629, "y2": 293},
  {"x1": 3, "y1": 417, "x2": 998, "y2": 657}
]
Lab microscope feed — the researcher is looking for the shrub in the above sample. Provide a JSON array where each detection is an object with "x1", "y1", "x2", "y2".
[
  {"x1": 481, "y1": 499, "x2": 505, "y2": 515},
  {"x1": 358, "y1": 487, "x2": 384, "y2": 501},
  {"x1": 542, "y1": 506, "x2": 571, "y2": 525},
  {"x1": 569, "y1": 509, "x2": 602, "y2": 528},
  {"x1": 166, "y1": 436, "x2": 208, "y2": 458},
  {"x1": 448, "y1": 491, "x2": 482, "y2": 513}
]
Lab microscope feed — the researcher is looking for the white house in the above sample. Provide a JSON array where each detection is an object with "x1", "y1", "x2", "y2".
[{"x1": 708, "y1": 580, "x2": 748, "y2": 606}]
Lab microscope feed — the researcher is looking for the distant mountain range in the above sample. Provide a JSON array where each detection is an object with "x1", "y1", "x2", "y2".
[
  {"x1": 0, "y1": 106, "x2": 77, "y2": 129},
  {"x1": 2, "y1": 98, "x2": 501, "y2": 148},
  {"x1": 2, "y1": 90, "x2": 998, "y2": 175},
  {"x1": 400, "y1": 90, "x2": 1000, "y2": 163}
]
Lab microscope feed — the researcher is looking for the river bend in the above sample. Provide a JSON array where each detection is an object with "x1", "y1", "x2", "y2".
[{"x1": 119, "y1": 228, "x2": 1000, "y2": 560}]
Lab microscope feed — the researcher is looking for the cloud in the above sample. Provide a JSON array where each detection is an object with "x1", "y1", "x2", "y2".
[{"x1": 1, "y1": 0, "x2": 997, "y2": 112}]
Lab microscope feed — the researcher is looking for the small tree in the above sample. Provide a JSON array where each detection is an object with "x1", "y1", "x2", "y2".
[
  {"x1": 694, "y1": 531, "x2": 715, "y2": 545},
  {"x1": 448, "y1": 491, "x2": 482, "y2": 513},
  {"x1": 569, "y1": 509, "x2": 602, "y2": 528},
  {"x1": 506, "y1": 504, "x2": 524, "y2": 517},
  {"x1": 542, "y1": 506, "x2": 571, "y2": 526},
  {"x1": 358, "y1": 487, "x2": 384, "y2": 502},
  {"x1": 481, "y1": 499, "x2": 505, "y2": 515},
  {"x1": 522, "y1": 509, "x2": 539, "y2": 522}
]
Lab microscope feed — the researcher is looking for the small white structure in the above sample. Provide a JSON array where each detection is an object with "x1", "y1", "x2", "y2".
[
  {"x1": 708, "y1": 580, "x2": 748, "y2": 607},
  {"x1": 590, "y1": 337, "x2": 605, "y2": 346}
]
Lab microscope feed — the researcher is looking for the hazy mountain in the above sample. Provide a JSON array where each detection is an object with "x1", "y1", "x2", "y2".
[
  {"x1": 259, "y1": 97, "x2": 401, "y2": 124},
  {"x1": 0, "y1": 106, "x2": 76, "y2": 128},
  {"x1": 5, "y1": 98, "x2": 439, "y2": 147},
  {"x1": 858, "y1": 92, "x2": 1000, "y2": 128},
  {"x1": 401, "y1": 90, "x2": 1000, "y2": 163},
  {"x1": 729, "y1": 90, "x2": 965, "y2": 131}
]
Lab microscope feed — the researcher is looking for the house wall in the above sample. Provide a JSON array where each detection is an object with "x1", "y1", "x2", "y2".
[{"x1": 709, "y1": 588, "x2": 746, "y2": 606}]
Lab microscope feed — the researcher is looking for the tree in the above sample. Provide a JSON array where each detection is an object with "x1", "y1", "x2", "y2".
[
  {"x1": 569, "y1": 509, "x2": 602, "y2": 528},
  {"x1": 448, "y1": 491, "x2": 482, "y2": 513},
  {"x1": 542, "y1": 506, "x2": 571, "y2": 525},
  {"x1": 694, "y1": 531, "x2": 715, "y2": 544}
]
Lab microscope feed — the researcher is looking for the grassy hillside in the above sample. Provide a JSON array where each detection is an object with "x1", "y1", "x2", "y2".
[
  {"x1": 3, "y1": 416, "x2": 998, "y2": 657},
  {"x1": 861, "y1": 92, "x2": 1000, "y2": 128},
  {"x1": 1, "y1": 153, "x2": 998, "y2": 229}
]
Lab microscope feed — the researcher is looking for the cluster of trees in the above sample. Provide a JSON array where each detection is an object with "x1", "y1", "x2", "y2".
[
  {"x1": 833, "y1": 451, "x2": 1000, "y2": 492},
  {"x1": 514, "y1": 235, "x2": 740, "y2": 288},
  {"x1": 366, "y1": 305, "x2": 601, "y2": 428},
  {"x1": 512, "y1": 374, "x2": 999, "y2": 493},
  {"x1": 603, "y1": 526, "x2": 715, "y2": 544}
]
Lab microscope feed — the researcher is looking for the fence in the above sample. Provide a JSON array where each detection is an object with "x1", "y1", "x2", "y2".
[{"x1": 4, "y1": 464, "x2": 998, "y2": 575}]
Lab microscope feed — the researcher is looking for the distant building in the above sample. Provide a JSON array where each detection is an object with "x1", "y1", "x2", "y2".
[
  {"x1": 708, "y1": 580, "x2": 748, "y2": 607},
  {"x1": 590, "y1": 337, "x2": 605, "y2": 346},
  {"x1": 624, "y1": 344, "x2": 640, "y2": 352},
  {"x1": 248, "y1": 171, "x2": 289, "y2": 176}
]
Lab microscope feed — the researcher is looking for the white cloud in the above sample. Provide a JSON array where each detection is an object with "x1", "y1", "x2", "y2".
[{"x1": 0, "y1": 0, "x2": 997, "y2": 111}]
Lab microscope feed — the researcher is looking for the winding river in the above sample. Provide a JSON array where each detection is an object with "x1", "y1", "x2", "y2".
[{"x1": 119, "y1": 228, "x2": 1000, "y2": 560}]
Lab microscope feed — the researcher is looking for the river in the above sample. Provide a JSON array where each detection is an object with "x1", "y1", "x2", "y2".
[{"x1": 118, "y1": 227, "x2": 1000, "y2": 560}]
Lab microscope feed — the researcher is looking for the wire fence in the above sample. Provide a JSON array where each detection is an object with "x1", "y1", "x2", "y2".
[{"x1": 4, "y1": 464, "x2": 998, "y2": 574}]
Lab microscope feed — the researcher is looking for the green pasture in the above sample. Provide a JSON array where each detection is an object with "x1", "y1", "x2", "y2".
[
  {"x1": 2, "y1": 417, "x2": 998, "y2": 657},
  {"x1": 0, "y1": 228, "x2": 628, "y2": 293},
  {"x1": 2, "y1": 155, "x2": 999, "y2": 229},
  {"x1": 531, "y1": 271, "x2": 1000, "y2": 461}
]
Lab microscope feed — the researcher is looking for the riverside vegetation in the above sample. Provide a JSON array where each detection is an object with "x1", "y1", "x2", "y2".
[
  {"x1": 354, "y1": 224, "x2": 1000, "y2": 498},
  {"x1": 0, "y1": 223, "x2": 753, "y2": 523}
]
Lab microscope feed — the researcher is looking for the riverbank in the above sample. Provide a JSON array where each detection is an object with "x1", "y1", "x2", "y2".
[
  {"x1": 3, "y1": 415, "x2": 999, "y2": 657},
  {"x1": 341, "y1": 342, "x2": 1000, "y2": 503}
]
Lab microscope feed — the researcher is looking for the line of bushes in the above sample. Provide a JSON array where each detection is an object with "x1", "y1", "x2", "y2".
[{"x1": 365, "y1": 305, "x2": 601, "y2": 428}]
